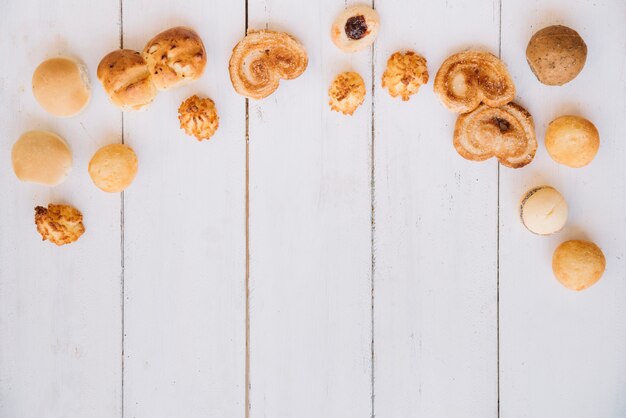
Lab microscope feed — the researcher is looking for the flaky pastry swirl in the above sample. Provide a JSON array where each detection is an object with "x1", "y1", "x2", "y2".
[
  {"x1": 229, "y1": 30, "x2": 308, "y2": 99},
  {"x1": 434, "y1": 51, "x2": 515, "y2": 113},
  {"x1": 453, "y1": 103, "x2": 537, "y2": 168}
]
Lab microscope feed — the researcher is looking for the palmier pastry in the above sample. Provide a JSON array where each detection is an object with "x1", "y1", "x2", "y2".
[
  {"x1": 382, "y1": 51, "x2": 429, "y2": 101},
  {"x1": 178, "y1": 95, "x2": 219, "y2": 140},
  {"x1": 35, "y1": 204, "x2": 85, "y2": 246},
  {"x1": 328, "y1": 71, "x2": 365, "y2": 115},
  {"x1": 331, "y1": 5, "x2": 379, "y2": 53},
  {"x1": 434, "y1": 51, "x2": 515, "y2": 113},
  {"x1": 97, "y1": 49, "x2": 157, "y2": 111},
  {"x1": 453, "y1": 102, "x2": 537, "y2": 168},
  {"x1": 143, "y1": 26, "x2": 207, "y2": 90},
  {"x1": 229, "y1": 30, "x2": 308, "y2": 99}
]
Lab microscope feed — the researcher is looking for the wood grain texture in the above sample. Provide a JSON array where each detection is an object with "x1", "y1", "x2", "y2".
[
  {"x1": 121, "y1": 1, "x2": 246, "y2": 417},
  {"x1": 0, "y1": 1, "x2": 122, "y2": 417},
  {"x1": 246, "y1": 1, "x2": 373, "y2": 417},
  {"x1": 499, "y1": 1, "x2": 626, "y2": 417},
  {"x1": 372, "y1": 1, "x2": 500, "y2": 416}
]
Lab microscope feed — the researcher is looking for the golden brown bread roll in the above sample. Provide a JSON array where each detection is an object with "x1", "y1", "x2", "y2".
[
  {"x1": 453, "y1": 102, "x2": 537, "y2": 168},
  {"x1": 229, "y1": 30, "x2": 308, "y2": 99},
  {"x1": 331, "y1": 5, "x2": 380, "y2": 53},
  {"x1": 35, "y1": 204, "x2": 85, "y2": 246},
  {"x1": 32, "y1": 57, "x2": 91, "y2": 117},
  {"x1": 382, "y1": 51, "x2": 429, "y2": 101},
  {"x1": 328, "y1": 71, "x2": 365, "y2": 115},
  {"x1": 88, "y1": 144, "x2": 138, "y2": 192},
  {"x1": 97, "y1": 49, "x2": 157, "y2": 111},
  {"x1": 142, "y1": 26, "x2": 207, "y2": 90},
  {"x1": 552, "y1": 240, "x2": 605, "y2": 291},
  {"x1": 434, "y1": 51, "x2": 515, "y2": 113},
  {"x1": 12, "y1": 130, "x2": 72, "y2": 186},
  {"x1": 545, "y1": 115, "x2": 599, "y2": 168}
]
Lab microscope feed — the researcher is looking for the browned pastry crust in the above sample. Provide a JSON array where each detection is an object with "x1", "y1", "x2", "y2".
[
  {"x1": 382, "y1": 51, "x2": 429, "y2": 101},
  {"x1": 434, "y1": 51, "x2": 515, "y2": 113},
  {"x1": 34, "y1": 204, "x2": 85, "y2": 246},
  {"x1": 178, "y1": 95, "x2": 219, "y2": 141},
  {"x1": 328, "y1": 71, "x2": 365, "y2": 115},
  {"x1": 97, "y1": 49, "x2": 157, "y2": 111},
  {"x1": 453, "y1": 102, "x2": 537, "y2": 168},
  {"x1": 142, "y1": 26, "x2": 207, "y2": 90},
  {"x1": 229, "y1": 30, "x2": 308, "y2": 99}
]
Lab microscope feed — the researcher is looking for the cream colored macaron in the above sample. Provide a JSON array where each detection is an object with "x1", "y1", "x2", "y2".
[
  {"x1": 520, "y1": 186, "x2": 568, "y2": 235},
  {"x1": 552, "y1": 240, "x2": 605, "y2": 291},
  {"x1": 32, "y1": 57, "x2": 91, "y2": 117},
  {"x1": 88, "y1": 144, "x2": 138, "y2": 192},
  {"x1": 545, "y1": 115, "x2": 599, "y2": 168},
  {"x1": 12, "y1": 130, "x2": 72, "y2": 186}
]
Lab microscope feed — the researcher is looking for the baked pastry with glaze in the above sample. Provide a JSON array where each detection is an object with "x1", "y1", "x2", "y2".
[
  {"x1": 143, "y1": 26, "x2": 207, "y2": 90},
  {"x1": 382, "y1": 51, "x2": 428, "y2": 101},
  {"x1": 35, "y1": 204, "x2": 85, "y2": 246},
  {"x1": 178, "y1": 95, "x2": 219, "y2": 140},
  {"x1": 97, "y1": 49, "x2": 157, "y2": 111},
  {"x1": 331, "y1": 5, "x2": 379, "y2": 52},
  {"x1": 453, "y1": 102, "x2": 537, "y2": 168},
  {"x1": 328, "y1": 71, "x2": 365, "y2": 115},
  {"x1": 434, "y1": 51, "x2": 515, "y2": 113},
  {"x1": 229, "y1": 30, "x2": 308, "y2": 99}
]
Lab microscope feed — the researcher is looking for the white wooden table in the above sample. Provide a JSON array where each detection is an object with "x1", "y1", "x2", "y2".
[{"x1": 1, "y1": 0, "x2": 625, "y2": 417}]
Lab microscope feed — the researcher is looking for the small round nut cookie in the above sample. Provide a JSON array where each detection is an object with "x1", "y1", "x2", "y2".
[
  {"x1": 331, "y1": 5, "x2": 379, "y2": 53},
  {"x1": 328, "y1": 71, "x2": 366, "y2": 115},
  {"x1": 382, "y1": 51, "x2": 429, "y2": 101},
  {"x1": 178, "y1": 95, "x2": 219, "y2": 141}
]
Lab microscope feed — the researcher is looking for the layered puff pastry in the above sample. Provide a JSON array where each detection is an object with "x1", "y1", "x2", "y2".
[
  {"x1": 453, "y1": 102, "x2": 537, "y2": 168},
  {"x1": 178, "y1": 95, "x2": 219, "y2": 140},
  {"x1": 229, "y1": 30, "x2": 308, "y2": 99},
  {"x1": 434, "y1": 51, "x2": 515, "y2": 113},
  {"x1": 382, "y1": 51, "x2": 429, "y2": 101},
  {"x1": 142, "y1": 26, "x2": 207, "y2": 90},
  {"x1": 328, "y1": 71, "x2": 365, "y2": 115},
  {"x1": 35, "y1": 204, "x2": 85, "y2": 246},
  {"x1": 331, "y1": 5, "x2": 380, "y2": 53}
]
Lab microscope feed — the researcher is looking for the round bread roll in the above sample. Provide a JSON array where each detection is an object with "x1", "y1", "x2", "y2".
[
  {"x1": 142, "y1": 26, "x2": 206, "y2": 90},
  {"x1": 88, "y1": 144, "x2": 138, "y2": 192},
  {"x1": 32, "y1": 57, "x2": 91, "y2": 117},
  {"x1": 520, "y1": 186, "x2": 568, "y2": 235},
  {"x1": 526, "y1": 25, "x2": 587, "y2": 86},
  {"x1": 12, "y1": 130, "x2": 72, "y2": 186},
  {"x1": 331, "y1": 5, "x2": 380, "y2": 53},
  {"x1": 545, "y1": 115, "x2": 599, "y2": 168},
  {"x1": 552, "y1": 240, "x2": 605, "y2": 291},
  {"x1": 97, "y1": 49, "x2": 157, "y2": 111}
]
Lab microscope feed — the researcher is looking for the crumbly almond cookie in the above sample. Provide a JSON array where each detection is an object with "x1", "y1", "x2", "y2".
[
  {"x1": 328, "y1": 71, "x2": 365, "y2": 115},
  {"x1": 34, "y1": 204, "x2": 85, "y2": 246},
  {"x1": 178, "y1": 95, "x2": 219, "y2": 141},
  {"x1": 382, "y1": 51, "x2": 429, "y2": 101}
]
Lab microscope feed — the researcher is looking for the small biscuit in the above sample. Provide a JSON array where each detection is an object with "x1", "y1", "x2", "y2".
[
  {"x1": 88, "y1": 144, "x2": 138, "y2": 193},
  {"x1": 328, "y1": 71, "x2": 365, "y2": 115},
  {"x1": 178, "y1": 95, "x2": 219, "y2": 141},
  {"x1": 552, "y1": 240, "x2": 605, "y2": 291},
  {"x1": 35, "y1": 204, "x2": 85, "y2": 246},
  {"x1": 545, "y1": 115, "x2": 599, "y2": 168},
  {"x1": 382, "y1": 51, "x2": 429, "y2": 101}
]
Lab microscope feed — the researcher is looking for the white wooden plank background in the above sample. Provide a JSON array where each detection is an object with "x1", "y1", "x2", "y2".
[{"x1": 0, "y1": 0, "x2": 624, "y2": 417}]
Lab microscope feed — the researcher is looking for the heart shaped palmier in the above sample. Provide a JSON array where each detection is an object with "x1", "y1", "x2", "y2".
[
  {"x1": 453, "y1": 102, "x2": 537, "y2": 168},
  {"x1": 434, "y1": 51, "x2": 515, "y2": 113},
  {"x1": 229, "y1": 30, "x2": 308, "y2": 99}
]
